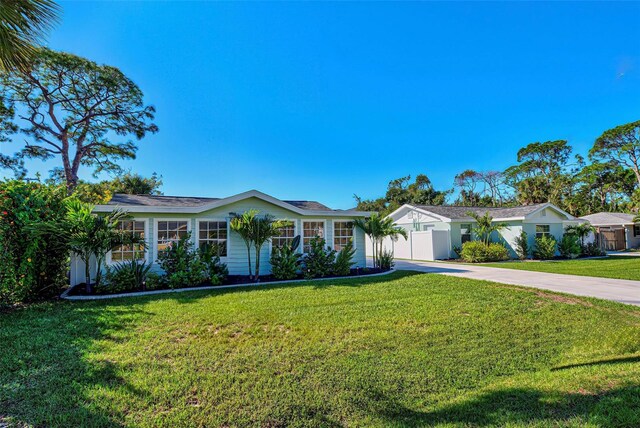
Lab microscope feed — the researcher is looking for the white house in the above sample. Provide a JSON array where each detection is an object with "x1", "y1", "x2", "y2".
[
  {"x1": 580, "y1": 212, "x2": 640, "y2": 251},
  {"x1": 367, "y1": 203, "x2": 580, "y2": 261},
  {"x1": 70, "y1": 190, "x2": 371, "y2": 286}
]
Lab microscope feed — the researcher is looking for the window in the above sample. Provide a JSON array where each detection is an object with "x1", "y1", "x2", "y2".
[
  {"x1": 198, "y1": 221, "x2": 227, "y2": 257},
  {"x1": 634, "y1": 224, "x2": 640, "y2": 237},
  {"x1": 536, "y1": 224, "x2": 551, "y2": 238},
  {"x1": 272, "y1": 221, "x2": 296, "y2": 249},
  {"x1": 334, "y1": 221, "x2": 354, "y2": 251},
  {"x1": 111, "y1": 220, "x2": 146, "y2": 262},
  {"x1": 461, "y1": 224, "x2": 472, "y2": 244},
  {"x1": 303, "y1": 221, "x2": 324, "y2": 253},
  {"x1": 157, "y1": 220, "x2": 189, "y2": 254}
]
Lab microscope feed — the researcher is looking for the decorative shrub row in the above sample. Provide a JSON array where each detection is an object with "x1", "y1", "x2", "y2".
[{"x1": 460, "y1": 241, "x2": 509, "y2": 263}]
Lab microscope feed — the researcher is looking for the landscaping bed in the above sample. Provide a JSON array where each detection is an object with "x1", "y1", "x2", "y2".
[{"x1": 67, "y1": 267, "x2": 387, "y2": 297}]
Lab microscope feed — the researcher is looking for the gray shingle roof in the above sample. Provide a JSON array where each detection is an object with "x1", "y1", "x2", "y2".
[
  {"x1": 580, "y1": 212, "x2": 636, "y2": 226},
  {"x1": 416, "y1": 203, "x2": 550, "y2": 220},
  {"x1": 107, "y1": 194, "x2": 333, "y2": 211}
]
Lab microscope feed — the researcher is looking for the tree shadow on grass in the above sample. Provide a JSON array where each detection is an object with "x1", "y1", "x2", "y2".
[
  {"x1": 552, "y1": 355, "x2": 640, "y2": 372},
  {"x1": 0, "y1": 302, "x2": 153, "y2": 427},
  {"x1": 358, "y1": 385, "x2": 640, "y2": 427}
]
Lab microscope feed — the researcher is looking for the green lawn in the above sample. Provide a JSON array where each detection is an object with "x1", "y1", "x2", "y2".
[
  {"x1": 2, "y1": 272, "x2": 640, "y2": 427},
  {"x1": 483, "y1": 256, "x2": 640, "y2": 281}
]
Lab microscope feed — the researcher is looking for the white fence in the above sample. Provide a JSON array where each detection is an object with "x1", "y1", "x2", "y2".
[{"x1": 366, "y1": 230, "x2": 450, "y2": 262}]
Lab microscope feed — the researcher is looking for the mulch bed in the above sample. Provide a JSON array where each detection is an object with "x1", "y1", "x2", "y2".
[{"x1": 68, "y1": 267, "x2": 387, "y2": 297}]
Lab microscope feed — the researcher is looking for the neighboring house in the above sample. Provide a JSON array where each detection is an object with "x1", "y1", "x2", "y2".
[
  {"x1": 367, "y1": 202, "x2": 580, "y2": 261},
  {"x1": 70, "y1": 190, "x2": 371, "y2": 286},
  {"x1": 579, "y1": 212, "x2": 640, "y2": 251}
]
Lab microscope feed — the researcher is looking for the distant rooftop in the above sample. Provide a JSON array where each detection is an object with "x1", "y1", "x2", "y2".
[
  {"x1": 580, "y1": 212, "x2": 636, "y2": 226},
  {"x1": 107, "y1": 193, "x2": 333, "y2": 211},
  {"x1": 416, "y1": 203, "x2": 550, "y2": 220}
]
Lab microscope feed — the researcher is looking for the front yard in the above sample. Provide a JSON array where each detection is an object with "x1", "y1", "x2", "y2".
[
  {"x1": 484, "y1": 255, "x2": 640, "y2": 281},
  {"x1": 2, "y1": 271, "x2": 640, "y2": 427}
]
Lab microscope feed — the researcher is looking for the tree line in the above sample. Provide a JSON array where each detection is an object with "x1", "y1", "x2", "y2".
[{"x1": 355, "y1": 123, "x2": 640, "y2": 217}]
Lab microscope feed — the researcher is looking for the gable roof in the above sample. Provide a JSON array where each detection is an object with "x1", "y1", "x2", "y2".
[
  {"x1": 389, "y1": 202, "x2": 575, "y2": 222},
  {"x1": 580, "y1": 212, "x2": 636, "y2": 226},
  {"x1": 95, "y1": 190, "x2": 368, "y2": 217}
]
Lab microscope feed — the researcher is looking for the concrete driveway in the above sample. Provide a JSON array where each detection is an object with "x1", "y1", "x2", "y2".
[{"x1": 394, "y1": 259, "x2": 640, "y2": 307}]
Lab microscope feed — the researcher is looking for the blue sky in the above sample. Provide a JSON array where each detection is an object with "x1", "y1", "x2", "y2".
[{"x1": 7, "y1": 1, "x2": 640, "y2": 208}]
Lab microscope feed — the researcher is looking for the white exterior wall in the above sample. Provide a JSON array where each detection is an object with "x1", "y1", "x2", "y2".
[{"x1": 70, "y1": 197, "x2": 367, "y2": 285}]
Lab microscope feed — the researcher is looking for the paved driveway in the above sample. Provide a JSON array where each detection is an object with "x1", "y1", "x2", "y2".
[{"x1": 394, "y1": 259, "x2": 640, "y2": 307}]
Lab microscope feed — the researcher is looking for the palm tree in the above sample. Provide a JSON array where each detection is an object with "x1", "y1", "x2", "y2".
[
  {"x1": 467, "y1": 211, "x2": 509, "y2": 245},
  {"x1": 0, "y1": 0, "x2": 60, "y2": 72},
  {"x1": 36, "y1": 199, "x2": 144, "y2": 292},
  {"x1": 354, "y1": 213, "x2": 407, "y2": 269},
  {"x1": 565, "y1": 222, "x2": 595, "y2": 248},
  {"x1": 230, "y1": 210, "x2": 290, "y2": 281}
]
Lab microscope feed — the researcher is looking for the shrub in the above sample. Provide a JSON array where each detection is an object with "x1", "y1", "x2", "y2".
[
  {"x1": 514, "y1": 231, "x2": 529, "y2": 260},
  {"x1": 461, "y1": 241, "x2": 509, "y2": 263},
  {"x1": 558, "y1": 234, "x2": 581, "y2": 259},
  {"x1": 333, "y1": 239, "x2": 355, "y2": 276},
  {"x1": 378, "y1": 249, "x2": 395, "y2": 270},
  {"x1": 157, "y1": 233, "x2": 207, "y2": 288},
  {"x1": 145, "y1": 272, "x2": 166, "y2": 290},
  {"x1": 583, "y1": 242, "x2": 606, "y2": 257},
  {"x1": 452, "y1": 246, "x2": 462, "y2": 258},
  {"x1": 533, "y1": 235, "x2": 557, "y2": 260},
  {"x1": 99, "y1": 259, "x2": 152, "y2": 294},
  {"x1": 198, "y1": 243, "x2": 228, "y2": 285},
  {"x1": 270, "y1": 235, "x2": 302, "y2": 280},
  {"x1": 460, "y1": 241, "x2": 488, "y2": 263},
  {"x1": 485, "y1": 243, "x2": 510, "y2": 262},
  {"x1": 303, "y1": 237, "x2": 336, "y2": 279},
  {"x1": 0, "y1": 181, "x2": 69, "y2": 306}
]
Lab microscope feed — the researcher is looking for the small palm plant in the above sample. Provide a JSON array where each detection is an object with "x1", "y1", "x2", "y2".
[
  {"x1": 467, "y1": 211, "x2": 509, "y2": 245},
  {"x1": 354, "y1": 213, "x2": 407, "y2": 269},
  {"x1": 565, "y1": 222, "x2": 595, "y2": 249},
  {"x1": 230, "y1": 209, "x2": 290, "y2": 281}
]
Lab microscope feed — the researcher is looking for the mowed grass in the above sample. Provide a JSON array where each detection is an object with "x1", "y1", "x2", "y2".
[
  {"x1": 1, "y1": 272, "x2": 640, "y2": 427},
  {"x1": 483, "y1": 256, "x2": 640, "y2": 281}
]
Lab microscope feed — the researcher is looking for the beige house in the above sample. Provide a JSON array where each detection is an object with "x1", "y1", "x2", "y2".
[{"x1": 580, "y1": 212, "x2": 640, "y2": 251}]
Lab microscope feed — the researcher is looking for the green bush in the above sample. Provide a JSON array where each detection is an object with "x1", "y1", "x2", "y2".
[
  {"x1": 0, "y1": 181, "x2": 69, "y2": 306},
  {"x1": 460, "y1": 241, "x2": 488, "y2": 262},
  {"x1": 198, "y1": 243, "x2": 228, "y2": 285},
  {"x1": 145, "y1": 272, "x2": 166, "y2": 290},
  {"x1": 461, "y1": 241, "x2": 509, "y2": 262},
  {"x1": 302, "y1": 237, "x2": 336, "y2": 279},
  {"x1": 514, "y1": 231, "x2": 529, "y2": 260},
  {"x1": 378, "y1": 249, "x2": 395, "y2": 270},
  {"x1": 157, "y1": 233, "x2": 207, "y2": 288},
  {"x1": 333, "y1": 239, "x2": 355, "y2": 276},
  {"x1": 558, "y1": 234, "x2": 581, "y2": 259},
  {"x1": 99, "y1": 259, "x2": 152, "y2": 294},
  {"x1": 583, "y1": 242, "x2": 606, "y2": 257},
  {"x1": 533, "y1": 235, "x2": 557, "y2": 260},
  {"x1": 270, "y1": 235, "x2": 302, "y2": 280},
  {"x1": 485, "y1": 243, "x2": 510, "y2": 262}
]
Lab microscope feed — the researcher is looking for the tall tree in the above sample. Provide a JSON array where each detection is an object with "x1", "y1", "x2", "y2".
[
  {"x1": 590, "y1": 120, "x2": 640, "y2": 187},
  {"x1": 0, "y1": 48, "x2": 158, "y2": 193},
  {"x1": 0, "y1": 0, "x2": 59, "y2": 73},
  {"x1": 504, "y1": 140, "x2": 582, "y2": 208},
  {"x1": 454, "y1": 170, "x2": 482, "y2": 206}
]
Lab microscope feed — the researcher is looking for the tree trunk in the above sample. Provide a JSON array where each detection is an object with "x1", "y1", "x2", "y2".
[
  {"x1": 245, "y1": 242, "x2": 253, "y2": 280},
  {"x1": 254, "y1": 244, "x2": 261, "y2": 282}
]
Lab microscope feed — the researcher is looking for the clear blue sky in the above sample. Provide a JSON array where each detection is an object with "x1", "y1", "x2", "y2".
[{"x1": 12, "y1": 1, "x2": 640, "y2": 208}]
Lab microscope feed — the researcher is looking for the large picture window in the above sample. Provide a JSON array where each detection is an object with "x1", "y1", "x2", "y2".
[
  {"x1": 333, "y1": 221, "x2": 354, "y2": 251},
  {"x1": 198, "y1": 221, "x2": 228, "y2": 257},
  {"x1": 111, "y1": 220, "x2": 146, "y2": 262},
  {"x1": 272, "y1": 221, "x2": 296, "y2": 249},
  {"x1": 536, "y1": 224, "x2": 551, "y2": 238},
  {"x1": 157, "y1": 220, "x2": 189, "y2": 254},
  {"x1": 303, "y1": 221, "x2": 324, "y2": 253}
]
